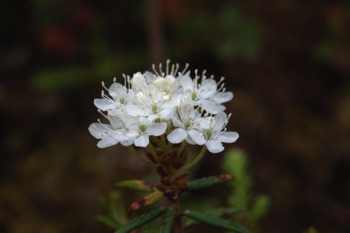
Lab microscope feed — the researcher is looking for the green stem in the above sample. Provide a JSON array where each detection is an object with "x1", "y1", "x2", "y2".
[
  {"x1": 176, "y1": 141, "x2": 187, "y2": 158},
  {"x1": 147, "y1": 143, "x2": 159, "y2": 163},
  {"x1": 175, "y1": 146, "x2": 207, "y2": 175},
  {"x1": 170, "y1": 198, "x2": 183, "y2": 233},
  {"x1": 127, "y1": 146, "x2": 156, "y2": 166}
]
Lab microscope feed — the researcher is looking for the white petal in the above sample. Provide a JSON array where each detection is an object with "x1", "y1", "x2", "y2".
[
  {"x1": 120, "y1": 139, "x2": 134, "y2": 146},
  {"x1": 199, "y1": 80, "x2": 217, "y2": 99},
  {"x1": 200, "y1": 100, "x2": 221, "y2": 114},
  {"x1": 107, "y1": 115, "x2": 123, "y2": 129},
  {"x1": 172, "y1": 114, "x2": 184, "y2": 128},
  {"x1": 134, "y1": 135, "x2": 149, "y2": 147},
  {"x1": 126, "y1": 104, "x2": 148, "y2": 117},
  {"x1": 159, "y1": 108, "x2": 173, "y2": 119},
  {"x1": 153, "y1": 77, "x2": 167, "y2": 91},
  {"x1": 125, "y1": 130, "x2": 139, "y2": 138},
  {"x1": 97, "y1": 137, "x2": 118, "y2": 148},
  {"x1": 214, "y1": 92, "x2": 233, "y2": 103},
  {"x1": 88, "y1": 123, "x2": 112, "y2": 139},
  {"x1": 188, "y1": 129, "x2": 206, "y2": 145},
  {"x1": 213, "y1": 112, "x2": 227, "y2": 131},
  {"x1": 94, "y1": 98, "x2": 114, "y2": 111},
  {"x1": 179, "y1": 75, "x2": 193, "y2": 91},
  {"x1": 198, "y1": 117, "x2": 211, "y2": 130},
  {"x1": 165, "y1": 75, "x2": 179, "y2": 93},
  {"x1": 131, "y1": 72, "x2": 147, "y2": 92},
  {"x1": 217, "y1": 132, "x2": 239, "y2": 143},
  {"x1": 118, "y1": 112, "x2": 139, "y2": 127},
  {"x1": 206, "y1": 140, "x2": 224, "y2": 153},
  {"x1": 147, "y1": 122, "x2": 167, "y2": 136},
  {"x1": 185, "y1": 136, "x2": 196, "y2": 145},
  {"x1": 111, "y1": 129, "x2": 129, "y2": 141},
  {"x1": 109, "y1": 83, "x2": 127, "y2": 98},
  {"x1": 143, "y1": 71, "x2": 156, "y2": 83},
  {"x1": 167, "y1": 128, "x2": 187, "y2": 144}
]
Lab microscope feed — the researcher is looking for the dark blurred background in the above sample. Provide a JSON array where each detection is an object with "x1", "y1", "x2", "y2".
[{"x1": 1, "y1": 0, "x2": 350, "y2": 233}]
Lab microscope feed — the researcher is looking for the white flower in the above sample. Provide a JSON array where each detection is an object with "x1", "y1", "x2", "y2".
[
  {"x1": 89, "y1": 60, "x2": 238, "y2": 152},
  {"x1": 153, "y1": 75, "x2": 179, "y2": 95},
  {"x1": 167, "y1": 104, "x2": 203, "y2": 144},
  {"x1": 197, "y1": 112, "x2": 239, "y2": 153},
  {"x1": 179, "y1": 70, "x2": 233, "y2": 114},
  {"x1": 88, "y1": 116, "x2": 128, "y2": 148},
  {"x1": 130, "y1": 72, "x2": 148, "y2": 92},
  {"x1": 93, "y1": 79, "x2": 134, "y2": 115},
  {"x1": 120, "y1": 116, "x2": 167, "y2": 147},
  {"x1": 126, "y1": 82, "x2": 178, "y2": 121}
]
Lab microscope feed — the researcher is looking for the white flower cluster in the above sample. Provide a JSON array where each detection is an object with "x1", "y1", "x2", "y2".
[{"x1": 89, "y1": 61, "x2": 239, "y2": 153}]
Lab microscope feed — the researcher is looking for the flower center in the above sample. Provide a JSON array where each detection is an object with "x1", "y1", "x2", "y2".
[
  {"x1": 191, "y1": 91, "x2": 197, "y2": 100},
  {"x1": 205, "y1": 129, "x2": 212, "y2": 139},
  {"x1": 139, "y1": 124, "x2": 146, "y2": 133},
  {"x1": 120, "y1": 96, "x2": 126, "y2": 104},
  {"x1": 152, "y1": 103, "x2": 159, "y2": 113},
  {"x1": 184, "y1": 119, "x2": 191, "y2": 130}
]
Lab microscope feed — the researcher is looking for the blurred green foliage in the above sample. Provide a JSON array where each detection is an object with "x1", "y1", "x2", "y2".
[
  {"x1": 172, "y1": 3, "x2": 262, "y2": 62},
  {"x1": 215, "y1": 4, "x2": 262, "y2": 60},
  {"x1": 304, "y1": 226, "x2": 319, "y2": 233},
  {"x1": 222, "y1": 149, "x2": 270, "y2": 233},
  {"x1": 96, "y1": 191, "x2": 128, "y2": 229}
]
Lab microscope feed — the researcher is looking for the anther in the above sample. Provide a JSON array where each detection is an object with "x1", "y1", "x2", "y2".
[{"x1": 181, "y1": 63, "x2": 190, "y2": 75}]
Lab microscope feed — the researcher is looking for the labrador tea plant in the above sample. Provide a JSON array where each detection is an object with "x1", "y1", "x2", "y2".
[{"x1": 89, "y1": 60, "x2": 248, "y2": 233}]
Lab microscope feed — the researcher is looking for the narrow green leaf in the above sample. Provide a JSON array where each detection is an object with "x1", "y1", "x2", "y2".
[
  {"x1": 159, "y1": 208, "x2": 177, "y2": 233},
  {"x1": 128, "y1": 189, "x2": 164, "y2": 213},
  {"x1": 185, "y1": 210, "x2": 249, "y2": 233},
  {"x1": 116, "y1": 208, "x2": 166, "y2": 233},
  {"x1": 185, "y1": 207, "x2": 241, "y2": 228},
  {"x1": 206, "y1": 207, "x2": 241, "y2": 217},
  {"x1": 115, "y1": 180, "x2": 153, "y2": 192},
  {"x1": 186, "y1": 174, "x2": 235, "y2": 191}
]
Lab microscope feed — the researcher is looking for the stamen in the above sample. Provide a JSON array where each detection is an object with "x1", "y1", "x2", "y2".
[
  {"x1": 101, "y1": 81, "x2": 110, "y2": 93},
  {"x1": 180, "y1": 63, "x2": 189, "y2": 75},
  {"x1": 166, "y1": 59, "x2": 170, "y2": 75},
  {"x1": 218, "y1": 77, "x2": 225, "y2": 85},
  {"x1": 173, "y1": 63, "x2": 179, "y2": 76},
  {"x1": 171, "y1": 64, "x2": 175, "y2": 76},
  {"x1": 158, "y1": 63, "x2": 163, "y2": 76},
  {"x1": 97, "y1": 109, "x2": 109, "y2": 119},
  {"x1": 127, "y1": 75, "x2": 131, "y2": 89},
  {"x1": 152, "y1": 64, "x2": 160, "y2": 77},
  {"x1": 218, "y1": 83, "x2": 225, "y2": 92}
]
